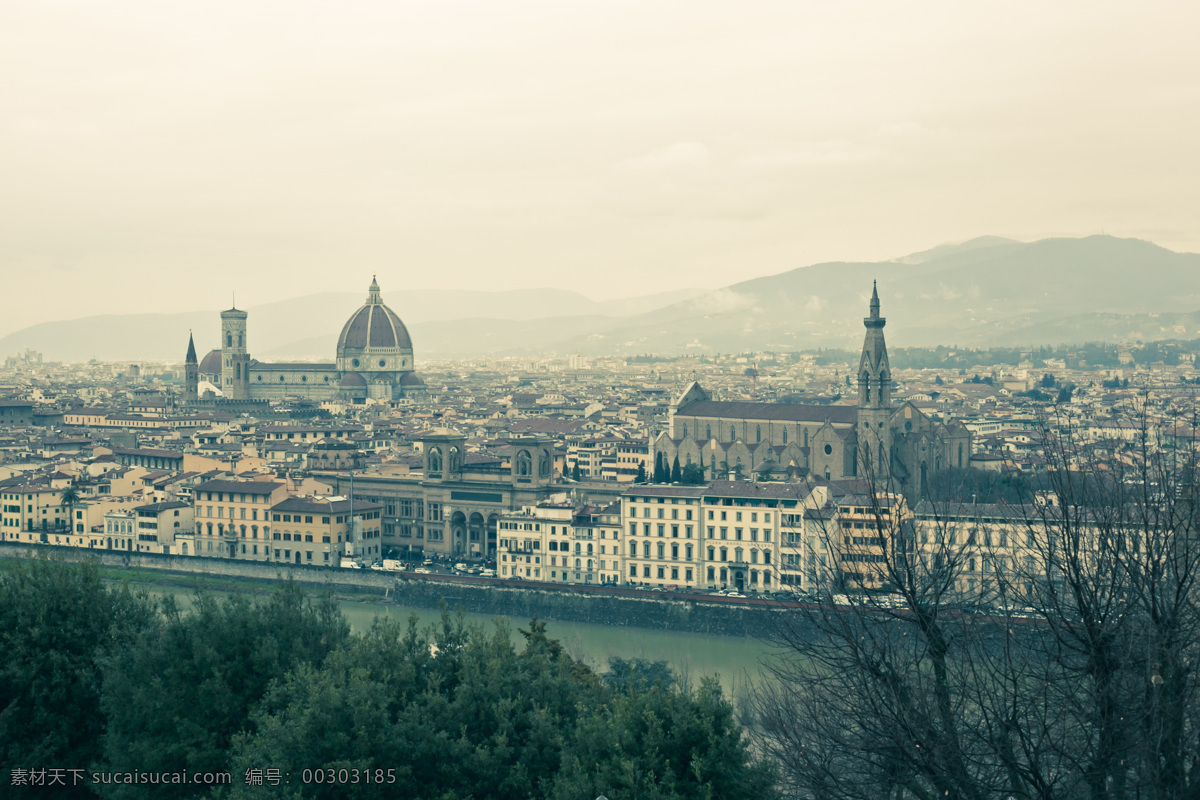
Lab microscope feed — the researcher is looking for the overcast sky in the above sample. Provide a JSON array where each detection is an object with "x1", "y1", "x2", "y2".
[{"x1": 3, "y1": 0, "x2": 1197, "y2": 336}]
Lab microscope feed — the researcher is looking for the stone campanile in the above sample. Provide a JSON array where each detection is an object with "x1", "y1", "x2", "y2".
[
  {"x1": 220, "y1": 306, "x2": 250, "y2": 401},
  {"x1": 857, "y1": 281, "x2": 892, "y2": 479}
]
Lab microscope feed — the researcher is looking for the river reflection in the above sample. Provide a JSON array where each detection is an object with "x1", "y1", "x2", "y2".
[{"x1": 148, "y1": 584, "x2": 772, "y2": 698}]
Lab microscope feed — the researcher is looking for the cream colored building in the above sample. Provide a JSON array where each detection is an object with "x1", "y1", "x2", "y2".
[
  {"x1": 131, "y1": 500, "x2": 194, "y2": 555},
  {"x1": 191, "y1": 478, "x2": 289, "y2": 559},
  {"x1": 497, "y1": 499, "x2": 622, "y2": 584},
  {"x1": 269, "y1": 496, "x2": 383, "y2": 567},
  {"x1": 1, "y1": 484, "x2": 72, "y2": 543}
]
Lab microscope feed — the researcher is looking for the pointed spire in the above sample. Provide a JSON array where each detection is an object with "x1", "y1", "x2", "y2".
[
  {"x1": 869, "y1": 279, "x2": 880, "y2": 318},
  {"x1": 367, "y1": 275, "x2": 382, "y2": 304},
  {"x1": 185, "y1": 331, "x2": 197, "y2": 364}
]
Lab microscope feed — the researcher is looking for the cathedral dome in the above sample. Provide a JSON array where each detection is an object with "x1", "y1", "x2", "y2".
[
  {"x1": 198, "y1": 349, "x2": 223, "y2": 375},
  {"x1": 337, "y1": 278, "x2": 412, "y2": 351},
  {"x1": 336, "y1": 277, "x2": 414, "y2": 373}
]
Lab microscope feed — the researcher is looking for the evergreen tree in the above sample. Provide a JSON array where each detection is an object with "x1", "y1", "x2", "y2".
[
  {"x1": 0, "y1": 557, "x2": 156, "y2": 800},
  {"x1": 680, "y1": 463, "x2": 705, "y2": 485},
  {"x1": 671, "y1": 457, "x2": 682, "y2": 483},
  {"x1": 635, "y1": 462, "x2": 647, "y2": 483},
  {"x1": 99, "y1": 582, "x2": 350, "y2": 799}
]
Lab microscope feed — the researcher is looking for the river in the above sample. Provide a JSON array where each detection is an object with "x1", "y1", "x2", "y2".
[{"x1": 150, "y1": 585, "x2": 774, "y2": 700}]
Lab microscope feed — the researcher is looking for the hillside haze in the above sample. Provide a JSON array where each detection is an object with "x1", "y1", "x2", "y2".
[{"x1": 5, "y1": 235, "x2": 1199, "y2": 362}]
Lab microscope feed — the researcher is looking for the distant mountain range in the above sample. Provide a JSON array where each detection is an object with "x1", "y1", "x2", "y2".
[
  {"x1": 7, "y1": 235, "x2": 1200, "y2": 362},
  {"x1": 0, "y1": 288, "x2": 704, "y2": 363}
]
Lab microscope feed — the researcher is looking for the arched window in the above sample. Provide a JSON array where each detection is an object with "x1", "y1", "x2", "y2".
[
  {"x1": 682, "y1": 424, "x2": 688, "y2": 438},
  {"x1": 515, "y1": 450, "x2": 532, "y2": 476},
  {"x1": 575, "y1": 558, "x2": 581, "y2": 569},
  {"x1": 428, "y1": 447, "x2": 442, "y2": 473},
  {"x1": 782, "y1": 428, "x2": 788, "y2": 444},
  {"x1": 756, "y1": 425, "x2": 762, "y2": 442},
  {"x1": 226, "y1": 333, "x2": 232, "y2": 347},
  {"x1": 587, "y1": 543, "x2": 593, "y2": 555},
  {"x1": 730, "y1": 425, "x2": 736, "y2": 441},
  {"x1": 706, "y1": 425, "x2": 712, "y2": 440},
  {"x1": 538, "y1": 451, "x2": 551, "y2": 476}
]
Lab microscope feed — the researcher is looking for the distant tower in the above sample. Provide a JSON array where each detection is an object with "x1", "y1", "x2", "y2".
[
  {"x1": 857, "y1": 281, "x2": 892, "y2": 479},
  {"x1": 183, "y1": 331, "x2": 199, "y2": 403},
  {"x1": 220, "y1": 306, "x2": 250, "y2": 401}
]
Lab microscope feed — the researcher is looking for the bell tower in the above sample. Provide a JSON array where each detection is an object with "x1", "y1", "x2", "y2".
[
  {"x1": 183, "y1": 331, "x2": 199, "y2": 403},
  {"x1": 857, "y1": 281, "x2": 892, "y2": 479},
  {"x1": 220, "y1": 306, "x2": 250, "y2": 401}
]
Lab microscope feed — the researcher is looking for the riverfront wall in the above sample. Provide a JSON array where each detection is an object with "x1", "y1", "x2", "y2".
[{"x1": 0, "y1": 544, "x2": 798, "y2": 639}]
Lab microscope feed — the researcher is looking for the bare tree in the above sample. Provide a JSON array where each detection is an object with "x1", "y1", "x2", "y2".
[{"x1": 754, "y1": 407, "x2": 1200, "y2": 799}]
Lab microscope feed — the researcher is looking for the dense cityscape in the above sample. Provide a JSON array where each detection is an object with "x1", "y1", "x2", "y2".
[
  {"x1": 6, "y1": 1, "x2": 1200, "y2": 795},
  {"x1": 2, "y1": 278, "x2": 1197, "y2": 601}
]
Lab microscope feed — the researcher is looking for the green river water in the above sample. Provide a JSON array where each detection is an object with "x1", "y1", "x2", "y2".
[{"x1": 149, "y1": 586, "x2": 774, "y2": 700}]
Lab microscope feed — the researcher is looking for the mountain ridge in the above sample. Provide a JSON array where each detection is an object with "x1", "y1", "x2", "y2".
[{"x1": 8, "y1": 235, "x2": 1199, "y2": 361}]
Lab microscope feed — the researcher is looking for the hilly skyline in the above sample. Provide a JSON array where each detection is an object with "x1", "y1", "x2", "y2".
[{"x1": 5, "y1": 234, "x2": 1199, "y2": 363}]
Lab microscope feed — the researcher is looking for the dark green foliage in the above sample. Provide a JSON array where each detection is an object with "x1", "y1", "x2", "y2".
[
  {"x1": 1016, "y1": 388, "x2": 1051, "y2": 401},
  {"x1": 0, "y1": 557, "x2": 156, "y2": 799},
  {"x1": 670, "y1": 457, "x2": 682, "y2": 483},
  {"x1": 97, "y1": 581, "x2": 350, "y2": 799},
  {"x1": 925, "y1": 466, "x2": 1030, "y2": 504},
  {"x1": 654, "y1": 452, "x2": 669, "y2": 483},
  {"x1": 679, "y1": 463, "x2": 706, "y2": 485},
  {"x1": 0, "y1": 562, "x2": 776, "y2": 799},
  {"x1": 603, "y1": 657, "x2": 675, "y2": 692},
  {"x1": 1041, "y1": 372, "x2": 1056, "y2": 388},
  {"x1": 571, "y1": 462, "x2": 582, "y2": 480},
  {"x1": 221, "y1": 613, "x2": 775, "y2": 800},
  {"x1": 635, "y1": 462, "x2": 647, "y2": 483}
]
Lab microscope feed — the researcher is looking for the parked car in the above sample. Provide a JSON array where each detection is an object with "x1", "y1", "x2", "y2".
[
  {"x1": 479, "y1": 569, "x2": 496, "y2": 577},
  {"x1": 414, "y1": 568, "x2": 431, "y2": 574}
]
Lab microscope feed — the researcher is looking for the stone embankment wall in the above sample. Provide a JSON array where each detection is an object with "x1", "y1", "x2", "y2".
[{"x1": 0, "y1": 544, "x2": 797, "y2": 639}]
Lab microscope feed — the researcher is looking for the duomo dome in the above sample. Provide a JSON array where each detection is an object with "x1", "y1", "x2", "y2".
[
  {"x1": 186, "y1": 275, "x2": 424, "y2": 405},
  {"x1": 336, "y1": 277, "x2": 414, "y2": 374}
]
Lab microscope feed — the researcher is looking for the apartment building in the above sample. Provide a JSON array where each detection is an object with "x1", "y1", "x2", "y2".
[
  {"x1": 131, "y1": 500, "x2": 193, "y2": 555},
  {"x1": 269, "y1": 496, "x2": 383, "y2": 567},
  {"x1": 1, "y1": 484, "x2": 71, "y2": 543},
  {"x1": 191, "y1": 478, "x2": 289, "y2": 559},
  {"x1": 497, "y1": 499, "x2": 623, "y2": 584},
  {"x1": 623, "y1": 485, "x2": 704, "y2": 589}
]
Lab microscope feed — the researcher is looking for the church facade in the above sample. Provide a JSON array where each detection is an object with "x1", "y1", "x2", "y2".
[
  {"x1": 184, "y1": 278, "x2": 426, "y2": 404},
  {"x1": 652, "y1": 284, "x2": 971, "y2": 499}
]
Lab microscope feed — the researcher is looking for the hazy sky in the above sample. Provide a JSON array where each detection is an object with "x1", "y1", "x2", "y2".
[{"x1": 3, "y1": 0, "x2": 1198, "y2": 336}]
